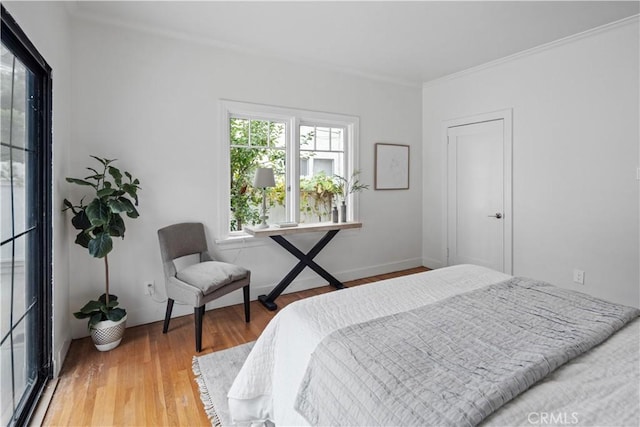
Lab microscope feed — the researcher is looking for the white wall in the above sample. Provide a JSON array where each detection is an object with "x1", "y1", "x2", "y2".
[
  {"x1": 3, "y1": 1, "x2": 73, "y2": 374},
  {"x1": 422, "y1": 18, "x2": 639, "y2": 307},
  {"x1": 68, "y1": 18, "x2": 423, "y2": 338}
]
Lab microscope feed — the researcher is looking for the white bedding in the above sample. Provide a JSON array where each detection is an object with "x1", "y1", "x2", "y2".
[{"x1": 228, "y1": 265, "x2": 640, "y2": 426}]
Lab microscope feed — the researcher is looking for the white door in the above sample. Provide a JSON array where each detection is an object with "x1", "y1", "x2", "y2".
[{"x1": 447, "y1": 118, "x2": 510, "y2": 272}]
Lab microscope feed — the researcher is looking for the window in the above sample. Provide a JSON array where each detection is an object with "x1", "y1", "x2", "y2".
[
  {"x1": 1, "y1": 5, "x2": 53, "y2": 426},
  {"x1": 220, "y1": 101, "x2": 359, "y2": 237}
]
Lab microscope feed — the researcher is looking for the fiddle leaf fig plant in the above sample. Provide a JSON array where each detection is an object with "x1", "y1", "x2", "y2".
[
  {"x1": 63, "y1": 156, "x2": 141, "y2": 329},
  {"x1": 73, "y1": 293, "x2": 125, "y2": 329}
]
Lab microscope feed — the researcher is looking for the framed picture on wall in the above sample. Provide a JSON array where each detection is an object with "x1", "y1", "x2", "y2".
[{"x1": 374, "y1": 143, "x2": 410, "y2": 190}]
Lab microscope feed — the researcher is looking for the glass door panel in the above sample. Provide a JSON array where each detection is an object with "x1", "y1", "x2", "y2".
[{"x1": 1, "y1": 6, "x2": 53, "y2": 424}]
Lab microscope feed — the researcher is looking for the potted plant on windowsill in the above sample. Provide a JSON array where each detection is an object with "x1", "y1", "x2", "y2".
[
  {"x1": 334, "y1": 170, "x2": 369, "y2": 222},
  {"x1": 63, "y1": 156, "x2": 141, "y2": 351}
]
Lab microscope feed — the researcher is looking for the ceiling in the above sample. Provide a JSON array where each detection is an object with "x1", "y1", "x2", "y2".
[{"x1": 71, "y1": 1, "x2": 640, "y2": 86}]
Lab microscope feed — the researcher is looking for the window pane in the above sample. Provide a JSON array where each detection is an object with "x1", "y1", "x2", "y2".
[
  {"x1": 12, "y1": 60, "x2": 27, "y2": 150},
  {"x1": 1, "y1": 241, "x2": 11, "y2": 340},
  {"x1": 229, "y1": 118, "x2": 287, "y2": 231},
  {"x1": 331, "y1": 128, "x2": 344, "y2": 151},
  {"x1": 229, "y1": 148, "x2": 261, "y2": 231},
  {"x1": 272, "y1": 122, "x2": 286, "y2": 148},
  {"x1": 333, "y1": 153, "x2": 345, "y2": 179},
  {"x1": 24, "y1": 150, "x2": 36, "y2": 231},
  {"x1": 1, "y1": 47, "x2": 28, "y2": 150},
  {"x1": 1, "y1": 337, "x2": 13, "y2": 425},
  {"x1": 300, "y1": 125, "x2": 315, "y2": 150},
  {"x1": 12, "y1": 150, "x2": 29, "y2": 236},
  {"x1": 1, "y1": 148, "x2": 32, "y2": 240},
  {"x1": 267, "y1": 167, "x2": 286, "y2": 225},
  {"x1": 1, "y1": 145, "x2": 12, "y2": 243},
  {"x1": 1, "y1": 45, "x2": 13, "y2": 145},
  {"x1": 300, "y1": 170, "x2": 337, "y2": 224},
  {"x1": 230, "y1": 118, "x2": 249, "y2": 146},
  {"x1": 315, "y1": 127, "x2": 330, "y2": 151},
  {"x1": 12, "y1": 234, "x2": 34, "y2": 325},
  {"x1": 313, "y1": 159, "x2": 334, "y2": 176},
  {"x1": 298, "y1": 124, "x2": 345, "y2": 224},
  {"x1": 0, "y1": 314, "x2": 38, "y2": 426},
  {"x1": 249, "y1": 120, "x2": 270, "y2": 147}
]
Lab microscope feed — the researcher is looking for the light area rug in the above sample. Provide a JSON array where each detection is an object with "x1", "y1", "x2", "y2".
[{"x1": 193, "y1": 342, "x2": 255, "y2": 427}]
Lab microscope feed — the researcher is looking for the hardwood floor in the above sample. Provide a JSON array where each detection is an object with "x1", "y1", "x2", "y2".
[{"x1": 43, "y1": 267, "x2": 428, "y2": 426}]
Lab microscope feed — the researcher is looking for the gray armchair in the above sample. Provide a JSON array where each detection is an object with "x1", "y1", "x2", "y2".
[{"x1": 157, "y1": 222, "x2": 250, "y2": 352}]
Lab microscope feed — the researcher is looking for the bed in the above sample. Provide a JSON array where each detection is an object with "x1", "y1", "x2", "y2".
[{"x1": 228, "y1": 265, "x2": 640, "y2": 426}]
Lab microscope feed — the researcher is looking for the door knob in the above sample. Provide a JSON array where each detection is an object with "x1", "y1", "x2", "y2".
[{"x1": 488, "y1": 213, "x2": 502, "y2": 219}]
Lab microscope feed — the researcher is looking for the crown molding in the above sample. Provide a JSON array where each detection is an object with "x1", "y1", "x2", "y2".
[{"x1": 423, "y1": 14, "x2": 639, "y2": 89}]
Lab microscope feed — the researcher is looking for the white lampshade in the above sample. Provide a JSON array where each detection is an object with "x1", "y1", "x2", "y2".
[{"x1": 253, "y1": 167, "x2": 275, "y2": 188}]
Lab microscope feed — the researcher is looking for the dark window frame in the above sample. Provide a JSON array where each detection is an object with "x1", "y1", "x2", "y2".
[{"x1": 1, "y1": 5, "x2": 53, "y2": 426}]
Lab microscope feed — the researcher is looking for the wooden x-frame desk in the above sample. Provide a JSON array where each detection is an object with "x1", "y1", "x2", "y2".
[{"x1": 244, "y1": 222, "x2": 363, "y2": 311}]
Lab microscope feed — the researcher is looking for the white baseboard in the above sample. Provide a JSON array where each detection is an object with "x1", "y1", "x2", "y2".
[
  {"x1": 422, "y1": 256, "x2": 446, "y2": 270},
  {"x1": 119, "y1": 258, "x2": 425, "y2": 331},
  {"x1": 54, "y1": 338, "x2": 71, "y2": 377},
  {"x1": 251, "y1": 257, "x2": 425, "y2": 297}
]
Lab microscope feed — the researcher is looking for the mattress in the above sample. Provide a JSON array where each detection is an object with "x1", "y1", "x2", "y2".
[{"x1": 228, "y1": 264, "x2": 640, "y2": 426}]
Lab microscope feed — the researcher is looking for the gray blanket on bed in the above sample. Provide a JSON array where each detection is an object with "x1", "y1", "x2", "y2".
[{"x1": 294, "y1": 277, "x2": 640, "y2": 427}]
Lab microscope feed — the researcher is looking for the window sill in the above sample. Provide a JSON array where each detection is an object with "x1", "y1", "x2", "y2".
[
  {"x1": 215, "y1": 233, "x2": 266, "y2": 250},
  {"x1": 216, "y1": 224, "x2": 362, "y2": 250}
]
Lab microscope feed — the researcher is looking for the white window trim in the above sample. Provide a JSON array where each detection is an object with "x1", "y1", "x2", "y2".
[{"x1": 217, "y1": 99, "x2": 360, "y2": 242}]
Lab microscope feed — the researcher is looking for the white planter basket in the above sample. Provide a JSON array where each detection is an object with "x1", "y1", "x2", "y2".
[{"x1": 90, "y1": 315, "x2": 127, "y2": 351}]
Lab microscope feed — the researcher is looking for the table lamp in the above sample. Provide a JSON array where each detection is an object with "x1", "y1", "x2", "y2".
[{"x1": 253, "y1": 167, "x2": 276, "y2": 229}]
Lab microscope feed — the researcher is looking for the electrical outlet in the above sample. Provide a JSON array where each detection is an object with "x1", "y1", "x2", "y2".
[
  {"x1": 144, "y1": 280, "x2": 155, "y2": 296},
  {"x1": 573, "y1": 269, "x2": 585, "y2": 285}
]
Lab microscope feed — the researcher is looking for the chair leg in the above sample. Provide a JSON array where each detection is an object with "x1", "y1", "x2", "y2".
[
  {"x1": 195, "y1": 305, "x2": 205, "y2": 352},
  {"x1": 243, "y1": 285, "x2": 250, "y2": 323},
  {"x1": 163, "y1": 298, "x2": 174, "y2": 333}
]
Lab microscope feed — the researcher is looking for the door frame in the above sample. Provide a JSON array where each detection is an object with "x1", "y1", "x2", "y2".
[{"x1": 441, "y1": 109, "x2": 513, "y2": 274}]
